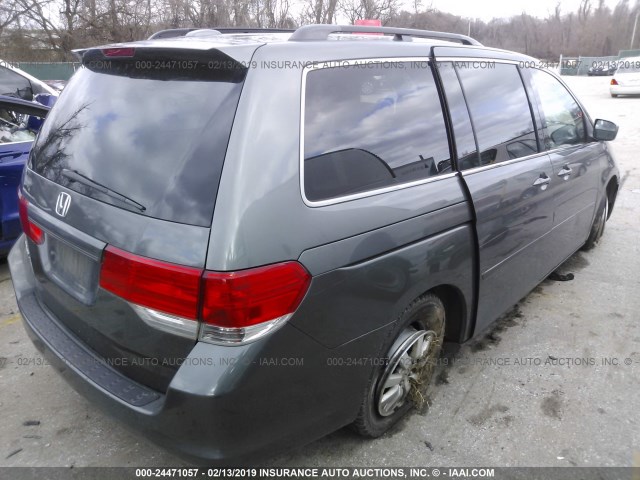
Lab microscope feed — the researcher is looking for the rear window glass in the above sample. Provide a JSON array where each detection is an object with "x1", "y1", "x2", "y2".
[
  {"x1": 303, "y1": 61, "x2": 451, "y2": 202},
  {"x1": 29, "y1": 50, "x2": 246, "y2": 226}
]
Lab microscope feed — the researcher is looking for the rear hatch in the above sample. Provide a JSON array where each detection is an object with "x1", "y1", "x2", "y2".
[{"x1": 20, "y1": 44, "x2": 251, "y2": 392}]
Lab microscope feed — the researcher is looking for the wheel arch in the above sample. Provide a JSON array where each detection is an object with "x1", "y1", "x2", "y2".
[
  {"x1": 428, "y1": 284, "x2": 468, "y2": 343},
  {"x1": 605, "y1": 175, "x2": 618, "y2": 219}
]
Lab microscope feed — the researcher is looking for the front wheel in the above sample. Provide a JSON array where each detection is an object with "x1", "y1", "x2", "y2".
[
  {"x1": 582, "y1": 194, "x2": 609, "y2": 251},
  {"x1": 352, "y1": 293, "x2": 445, "y2": 437}
]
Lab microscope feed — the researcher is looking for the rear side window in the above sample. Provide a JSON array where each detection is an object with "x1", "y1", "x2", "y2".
[
  {"x1": 529, "y1": 69, "x2": 585, "y2": 150},
  {"x1": 303, "y1": 61, "x2": 451, "y2": 203},
  {"x1": 29, "y1": 49, "x2": 246, "y2": 227},
  {"x1": 455, "y1": 62, "x2": 538, "y2": 165}
]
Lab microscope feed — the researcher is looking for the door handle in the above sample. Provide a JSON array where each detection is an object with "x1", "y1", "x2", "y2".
[
  {"x1": 557, "y1": 166, "x2": 573, "y2": 177},
  {"x1": 533, "y1": 175, "x2": 551, "y2": 187}
]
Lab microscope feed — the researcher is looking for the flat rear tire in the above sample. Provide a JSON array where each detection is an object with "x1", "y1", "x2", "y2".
[{"x1": 352, "y1": 293, "x2": 445, "y2": 437}]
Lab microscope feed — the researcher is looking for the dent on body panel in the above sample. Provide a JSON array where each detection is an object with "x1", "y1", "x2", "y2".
[
  {"x1": 299, "y1": 200, "x2": 472, "y2": 276},
  {"x1": 291, "y1": 225, "x2": 475, "y2": 349},
  {"x1": 468, "y1": 161, "x2": 552, "y2": 257},
  {"x1": 548, "y1": 145, "x2": 599, "y2": 220}
]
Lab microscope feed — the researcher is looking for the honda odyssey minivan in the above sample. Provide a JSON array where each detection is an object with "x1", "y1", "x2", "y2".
[{"x1": 9, "y1": 24, "x2": 619, "y2": 462}]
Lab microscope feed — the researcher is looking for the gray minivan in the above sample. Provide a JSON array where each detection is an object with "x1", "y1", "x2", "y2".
[{"x1": 9, "y1": 25, "x2": 619, "y2": 462}]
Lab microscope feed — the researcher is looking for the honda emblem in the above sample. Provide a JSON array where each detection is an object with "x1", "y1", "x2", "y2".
[{"x1": 55, "y1": 192, "x2": 71, "y2": 217}]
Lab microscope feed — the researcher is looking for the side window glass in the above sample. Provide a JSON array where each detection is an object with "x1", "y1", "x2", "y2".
[
  {"x1": 304, "y1": 61, "x2": 451, "y2": 202},
  {"x1": 0, "y1": 66, "x2": 33, "y2": 100},
  {"x1": 0, "y1": 106, "x2": 45, "y2": 144},
  {"x1": 437, "y1": 62, "x2": 479, "y2": 170},
  {"x1": 455, "y1": 62, "x2": 538, "y2": 165},
  {"x1": 530, "y1": 69, "x2": 586, "y2": 149}
]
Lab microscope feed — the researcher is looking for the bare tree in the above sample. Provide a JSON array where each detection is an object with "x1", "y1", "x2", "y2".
[
  {"x1": 299, "y1": 0, "x2": 339, "y2": 24},
  {"x1": 1, "y1": 0, "x2": 29, "y2": 36},
  {"x1": 10, "y1": 0, "x2": 76, "y2": 57},
  {"x1": 578, "y1": 0, "x2": 591, "y2": 23},
  {"x1": 339, "y1": 0, "x2": 401, "y2": 25}
]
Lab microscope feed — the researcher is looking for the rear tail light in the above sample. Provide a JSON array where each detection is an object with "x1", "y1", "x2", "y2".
[
  {"x1": 611, "y1": 78, "x2": 618, "y2": 85},
  {"x1": 100, "y1": 246, "x2": 202, "y2": 319},
  {"x1": 102, "y1": 48, "x2": 135, "y2": 57},
  {"x1": 99, "y1": 247, "x2": 311, "y2": 345},
  {"x1": 18, "y1": 190, "x2": 44, "y2": 245},
  {"x1": 200, "y1": 262, "x2": 311, "y2": 344}
]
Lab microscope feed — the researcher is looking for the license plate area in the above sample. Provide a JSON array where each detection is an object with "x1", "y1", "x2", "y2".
[{"x1": 39, "y1": 233, "x2": 101, "y2": 305}]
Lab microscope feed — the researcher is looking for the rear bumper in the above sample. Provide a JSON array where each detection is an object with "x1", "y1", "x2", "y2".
[
  {"x1": 610, "y1": 84, "x2": 640, "y2": 95},
  {"x1": 8, "y1": 237, "x2": 378, "y2": 463}
]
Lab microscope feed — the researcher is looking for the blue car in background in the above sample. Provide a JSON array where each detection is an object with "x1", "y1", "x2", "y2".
[{"x1": 0, "y1": 95, "x2": 51, "y2": 256}]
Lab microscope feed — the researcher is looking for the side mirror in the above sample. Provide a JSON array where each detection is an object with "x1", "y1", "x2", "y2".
[
  {"x1": 16, "y1": 86, "x2": 34, "y2": 101},
  {"x1": 593, "y1": 119, "x2": 618, "y2": 141}
]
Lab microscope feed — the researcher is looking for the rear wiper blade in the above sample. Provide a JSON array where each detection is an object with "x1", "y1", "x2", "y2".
[{"x1": 61, "y1": 169, "x2": 146, "y2": 212}]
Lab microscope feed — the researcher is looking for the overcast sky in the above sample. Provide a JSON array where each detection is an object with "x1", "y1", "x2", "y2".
[{"x1": 428, "y1": 0, "x2": 625, "y2": 21}]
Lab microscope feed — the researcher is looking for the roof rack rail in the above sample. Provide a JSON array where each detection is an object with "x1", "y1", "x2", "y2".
[
  {"x1": 148, "y1": 27, "x2": 295, "y2": 40},
  {"x1": 148, "y1": 28, "x2": 200, "y2": 40},
  {"x1": 185, "y1": 29, "x2": 222, "y2": 37},
  {"x1": 214, "y1": 27, "x2": 295, "y2": 34},
  {"x1": 288, "y1": 24, "x2": 482, "y2": 46}
]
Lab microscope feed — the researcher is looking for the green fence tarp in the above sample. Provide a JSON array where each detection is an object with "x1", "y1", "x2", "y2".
[
  {"x1": 618, "y1": 49, "x2": 640, "y2": 58},
  {"x1": 8, "y1": 62, "x2": 80, "y2": 81}
]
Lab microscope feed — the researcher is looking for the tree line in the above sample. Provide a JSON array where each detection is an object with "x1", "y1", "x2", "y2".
[{"x1": 1, "y1": 0, "x2": 638, "y2": 61}]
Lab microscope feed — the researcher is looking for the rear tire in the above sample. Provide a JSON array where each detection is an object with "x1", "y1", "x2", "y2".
[
  {"x1": 582, "y1": 194, "x2": 609, "y2": 251},
  {"x1": 351, "y1": 293, "x2": 445, "y2": 437},
  {"x1": 611, "y1": 94, "x2": 618, "y2": 98}
]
